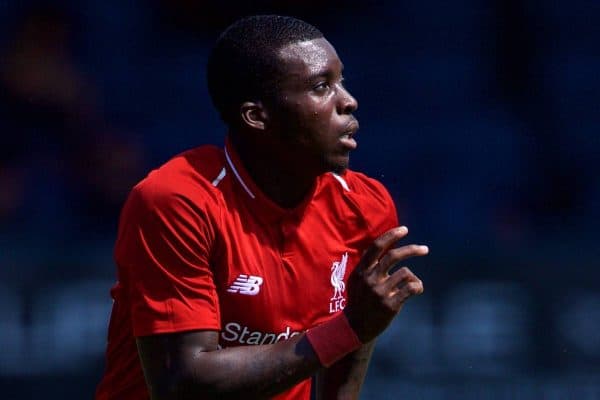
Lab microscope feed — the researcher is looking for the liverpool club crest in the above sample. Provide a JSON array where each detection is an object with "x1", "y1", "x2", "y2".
[{"x1": 329, "y1": 252, "x2": 348, "y2": 313}]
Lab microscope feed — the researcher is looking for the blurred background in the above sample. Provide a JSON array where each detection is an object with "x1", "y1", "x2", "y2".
[{"x1": 0, "y1": 0, "x2": 598, "y2": 398}]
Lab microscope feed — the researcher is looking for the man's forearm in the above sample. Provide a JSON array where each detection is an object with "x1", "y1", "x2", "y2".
[
  {"x1": 314, "y1": 340, "x2": 376, "y2": 400},
  {"x1": 138, "y1": 332, "x2": 323, "y2": 400}
]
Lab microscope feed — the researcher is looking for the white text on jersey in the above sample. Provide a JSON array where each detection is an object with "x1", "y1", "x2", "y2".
[{"x1": 221, "y1": 322, "x2": 302, "y2": 345}]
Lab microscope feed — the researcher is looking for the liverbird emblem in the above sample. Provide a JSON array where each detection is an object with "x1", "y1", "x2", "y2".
[{"x1": 330, "y1": 252, "x2": 348, "y2": 301}]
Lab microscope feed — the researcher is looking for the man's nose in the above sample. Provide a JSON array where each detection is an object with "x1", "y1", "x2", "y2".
[{"x1": 337, "y1": 84, "x2": 358, "y2": 114}]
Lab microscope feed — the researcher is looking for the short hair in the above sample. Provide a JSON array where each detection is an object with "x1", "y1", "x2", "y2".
[{"x1": 206, "y1": 15, "x2": 323, "y2": 127}]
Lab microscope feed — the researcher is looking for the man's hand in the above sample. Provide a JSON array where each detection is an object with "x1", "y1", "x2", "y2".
[{"x1": 344, "y1": 226, "x2": 428, "y2": 343}]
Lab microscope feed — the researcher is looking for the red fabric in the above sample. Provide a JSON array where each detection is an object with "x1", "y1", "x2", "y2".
[
  {"x1": 306, "y1": 312, "x2": 362, "y2": 367},
  {"x1": 96, "y1": 137, "x2": 398, "y2": 400}
]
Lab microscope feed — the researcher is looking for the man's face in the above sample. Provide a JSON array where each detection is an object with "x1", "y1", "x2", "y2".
[{"x1": 266, "y1": 37, "x2": 359, "y2": 175}]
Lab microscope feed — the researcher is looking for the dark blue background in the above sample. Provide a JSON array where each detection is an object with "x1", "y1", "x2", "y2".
[{"x1": 0, "y1": 0, "x2": 599, "y2": 398}]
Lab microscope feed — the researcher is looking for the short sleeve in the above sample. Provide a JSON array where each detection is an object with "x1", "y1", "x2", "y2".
[
  {"x1": 115, "y1": 180, "x2": 221, "y2": 337},
  {"x1": 346, "y1": 173, "x2": 399, "y2": 239},
  {"x1": 368, "y1": 181, "x2": 399, "y2": 237},
  {"x1": 378, "y1": 183, "x2": 399, "y2": 231}
]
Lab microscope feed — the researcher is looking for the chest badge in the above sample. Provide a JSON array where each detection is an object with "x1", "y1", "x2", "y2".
[{"x1": 329, "y1": 252, "x2": 348, "y2": 313}]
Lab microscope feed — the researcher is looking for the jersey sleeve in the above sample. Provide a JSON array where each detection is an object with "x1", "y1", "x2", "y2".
[
  {"x1": 379, "y1": 181, "x2": 399, "y2": 230},
  {"x1": 115, "y1": 178, "x2": 221, "y2": 337},
  {"x1": 366, "y1": 180, "x2": 399, "y2": 237},
  {"x1": 347, "y1": 173, "x2": 399, "y2": 239}
]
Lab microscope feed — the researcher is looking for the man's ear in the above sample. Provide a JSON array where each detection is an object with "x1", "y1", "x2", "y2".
[{"x1": 240, "y1": 101, "x2": 269, "y2": 130}]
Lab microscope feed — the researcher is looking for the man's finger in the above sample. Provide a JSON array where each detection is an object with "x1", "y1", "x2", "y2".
[
  {"x1": 358, "y1": 226, "x2": 409, "y2": 272},
  {"x1": 385, "y1": 267, "x2": 420, "y2": 291},
  {"x1": 392, "y1": 279, "x2": 424, "y2": 304},
  {"x1": 374, "y1": 244, "x2": 429, "y2": 275}
]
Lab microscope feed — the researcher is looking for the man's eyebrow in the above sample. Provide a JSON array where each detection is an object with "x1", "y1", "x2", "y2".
[{"x1": 307, "y1": 62, "x2": 345, "y2": 81}]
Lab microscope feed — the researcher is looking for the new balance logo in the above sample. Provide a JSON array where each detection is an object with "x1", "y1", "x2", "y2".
[{"x1": 227, "y1": 274, "x2": 264, "y2": 295}]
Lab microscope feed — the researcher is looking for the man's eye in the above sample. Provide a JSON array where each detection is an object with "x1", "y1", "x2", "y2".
[{"x1": 313, "y1": 82, "x2": 330, "y2": 92}]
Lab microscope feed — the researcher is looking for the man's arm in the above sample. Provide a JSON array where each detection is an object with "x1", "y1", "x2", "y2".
[
  {"x1": 313, "y1": 340, "x2": 376, "y2": 400},
  {"x1": 137, "y1": 330, "x2": 320, "y2": 399},
  {"x1": 136, "y1": 226, "x2": 428, "y2": 400}
]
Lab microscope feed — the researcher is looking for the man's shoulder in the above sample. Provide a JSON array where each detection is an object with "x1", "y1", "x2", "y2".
[
  {"x1": 328, "y1": 169, "x2": 394, "y2": 207},
  {"x1": 320, "y1": 170, "x2": 397, "y2": 234},
  {"x1": 130, "y1": 145, "x2": 225, "y2": 209}
]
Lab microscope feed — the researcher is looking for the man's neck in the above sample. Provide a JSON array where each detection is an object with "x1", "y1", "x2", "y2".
[{"x1": 229, "y1": 133, "x2": 318, "y2": 209}]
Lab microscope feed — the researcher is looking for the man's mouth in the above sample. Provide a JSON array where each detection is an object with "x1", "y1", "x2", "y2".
[{"x1": 339, "y1": 121, "x2": 359, "y2": 150}]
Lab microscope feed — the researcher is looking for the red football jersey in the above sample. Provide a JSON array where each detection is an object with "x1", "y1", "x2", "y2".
[{"x1": 96, "y1": 138, "x2": 398, "y2": 399}]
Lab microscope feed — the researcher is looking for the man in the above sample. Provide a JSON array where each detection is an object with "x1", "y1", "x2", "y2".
[{"x1": 96, "y1": 15, "x2": 428, "y2": 400}]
